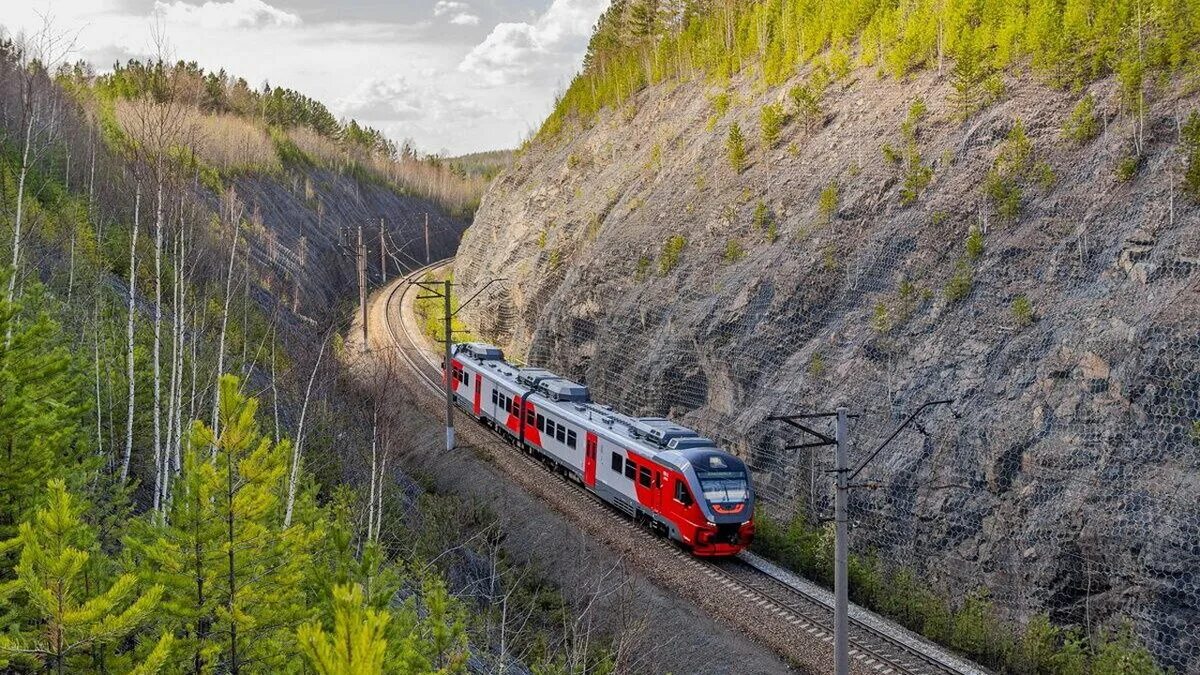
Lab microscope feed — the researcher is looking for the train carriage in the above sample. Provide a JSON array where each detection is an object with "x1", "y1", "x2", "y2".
[{"x1": 449, "y1": 342, "x2": 754, "y2": 556}]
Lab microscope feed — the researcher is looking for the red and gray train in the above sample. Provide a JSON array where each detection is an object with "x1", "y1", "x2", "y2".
[{"x1": 446, "y1": 342, "x2": 754, "y2": 556}]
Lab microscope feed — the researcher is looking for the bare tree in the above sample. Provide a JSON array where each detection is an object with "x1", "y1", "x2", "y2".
[
  {"x1": 284, "y1": 328, "x2": 329, "y2": 526},
  {"x1": 120, "y1": 180, "x2": 141, "y2": 483},
  {"x1": 4, "y1": 17, "x2": 75, "y2": 338},
  {"x1": 211, "y1": 188, "x2": 244, "y2": 443}
]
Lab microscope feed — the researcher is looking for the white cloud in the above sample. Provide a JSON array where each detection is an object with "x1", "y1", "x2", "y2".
[
  {"x1": 339, "y1": 74, "x2": 491, "y2": 125},
  {"x1": 433, "y1": 1, "x2": 480, "y2": 27},
  {"x1": 459, "y1": 0, "x2": 607, "y2": 86},
  {"x1": 153, "y1": 0, "x2": 301, "y2": 30}
]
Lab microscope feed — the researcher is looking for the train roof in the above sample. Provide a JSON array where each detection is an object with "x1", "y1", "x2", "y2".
[{"x1": 453, "y1": 342, "x2": 740, "y2": 474}]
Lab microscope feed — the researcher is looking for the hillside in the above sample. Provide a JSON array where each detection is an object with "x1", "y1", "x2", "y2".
[
  {"x1": 0, "y1": 38, "x2": 624, "y2": 673},
  {"x1": 454, "y1": 1, "x2": 1200, "y2": 672}
]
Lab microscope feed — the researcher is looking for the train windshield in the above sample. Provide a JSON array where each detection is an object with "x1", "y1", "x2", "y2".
[{"x1": 697, "y1": 470, "x2": 749, "y2": 503}]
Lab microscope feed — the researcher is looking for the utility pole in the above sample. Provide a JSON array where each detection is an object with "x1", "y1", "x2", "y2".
[
  {"x1": 379, "y1": 218, "x2": 387, "y2": 283},
  {"x1": 411, "y1": 275, "x2": 507, "y2": 452},
  {"x1": 424, "y1": 213, "x2": 430, "y2": 265},
  {"x1": 833, "y1": 407, "x2": 849, "y2": 675},
  {"x1": 443, "y1": 279, "x2": 453, "y2": 452},
  {"x1": 357, "y1": 224, "x2": 367, "y2": 346},
  {"x1": 769, "y1": 399, "x2": 953, "y2": 675}
]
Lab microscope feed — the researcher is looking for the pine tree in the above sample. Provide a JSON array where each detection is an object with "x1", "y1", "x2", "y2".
[
  {"x1": 0, "y1": 280, "x2": 87, "y2": 544},
  {"x1": 950, "y1": 42, "x2": 984, "y2": 121},
  {"x1": 726, "y1": 122, "x2": 748, "y2": 173},
  {"x1": 298, "y1": 583, "x2": 391, "y2": 675},
  {"x1": 0, "y1": 479, "x2": 170, "y2": 673},
  {"x1": 128, "y1": 375, "x2": 321, "y2": 673}
]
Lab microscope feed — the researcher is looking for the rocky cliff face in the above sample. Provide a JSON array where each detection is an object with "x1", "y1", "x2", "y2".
[{"x1": 454, "y1": 66, "x2": 1200, "y2": 668}]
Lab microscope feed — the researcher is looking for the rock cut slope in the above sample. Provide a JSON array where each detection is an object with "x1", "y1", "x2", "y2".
[{"x1": 454, "y1": 59, "x2": 1200, "y2": 671}]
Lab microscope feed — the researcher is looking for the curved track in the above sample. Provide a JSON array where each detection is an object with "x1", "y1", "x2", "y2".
[{"x1": 379, "y1": 261, "x2": 987, "y2": 675}]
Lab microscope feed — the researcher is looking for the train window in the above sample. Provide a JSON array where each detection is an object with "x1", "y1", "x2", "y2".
[
  {"x1": 545, "y1": 420, "x2": 554, "y2": 437},
  {"x1": 567, "y1": 430, "x2": 577, "y2": 448},
  {"x1": 675, "y1": 480, "x2": 694, "y2": 506},
  {"x1": 611, "y1": 452, "x2": 622, "y2": 472},
  {"x1": 536, "y1": 414, "x2": 545, "y2": 432},
  {"x1": 638, "y1": 467, "x2": 651, "y2": 488},
  {"x1": 491, "y1": 390, "x2": 497, "y2": 405},
  {"x1": 526, "y1": 408, "x2": 535, "y2": 425},
  {"x1": 555, "y1": 425, "x2": 566, "y2": 443},
  {"x1": 624, "y1": 458, "x2": 636, "y2": 479}
]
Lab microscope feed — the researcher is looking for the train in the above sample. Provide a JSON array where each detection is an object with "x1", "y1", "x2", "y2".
[{"x1": 445, "y1": 342, "x2": 755, "y2": 556}]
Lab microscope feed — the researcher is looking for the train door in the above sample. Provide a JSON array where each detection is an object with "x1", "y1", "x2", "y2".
[
  {"x1": 584, "y1": 432, "x2": 598, "y2": 487},
  {"x1": 473, "y1": 374, "x2": 482, "y2": 416}
]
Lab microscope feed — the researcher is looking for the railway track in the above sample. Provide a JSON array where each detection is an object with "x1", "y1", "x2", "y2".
[{"x1": 378, "y1": 261, "x2": 986, "y2": 675}]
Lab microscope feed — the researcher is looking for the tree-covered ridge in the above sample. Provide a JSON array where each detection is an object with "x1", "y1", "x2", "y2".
[
  {"x1": 543, "y1": 0, "x2": 1200, "y2": 137},
  {"x1": 94, "y1": 59, "x2": 398, "y2": 159}
]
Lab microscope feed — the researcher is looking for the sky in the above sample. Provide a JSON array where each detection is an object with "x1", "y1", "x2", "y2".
[{"x1": 2, "y1": 0, "x2": 611, "y2": 155}]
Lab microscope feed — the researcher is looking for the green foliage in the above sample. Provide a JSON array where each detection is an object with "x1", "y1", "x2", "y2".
[
  {"x1": 789, "y1": 82, "x2": 824, "y2": 133},
  {"x1": 809, "y1": 352, "x2": 825, "y2": 378},
  {"x1": 545, "y1": 0, "x2": 1200, "y2": 143},
  {"x1": 659, "y1": 235, "x2": 686, "y2": 275},
  {"x1": 646, "y1": 143, "x2": 662, "y2": 172},
  {"x1": 726, "y1": 122, "x2": 748, "y2": 173},
  {"x1": 882, "y1": 143, "x2": 902, "y2": 164},
  {"x1": 1064, "y1": 94, "x2": 1100, "y2": 145},
  {"x1": 711, "y1": 92, "x2": 731, "y2": 118},
  {"x1": 818, "y1": 181, "x2": 839, "y2": 224},
  {"x1": 753, "y1": 200, "x2": 770, "y2": 231},
  {"x1": 1183, "y1": 111, "x2": 1200, "y2": 201},
  {"x1": 965, "y1": 228, "x2": 985, "y2": 260},
  {"x1": 986, "y1": 120, "x2": 1034, "y2": 222},
  {"x1": 760, "y1": 103, "x2": 786, "y2": 149},
  {"x1": 0, "y1": 480, "x2": 168, "y2": 672},
  {"x1": 298, "y1": 583, "x2": 390, "y2": 674},
  {"x1": 753, "y1": 512, "x2": 1161, "y2": 674},
  {"x1": 900, "y1": 159, "x2": 934, "y2": 205},
  {"x1": 0, "y1": 282, "x2": 88, "y2": 544},
  {"x1": 1116, "y1": 153, "x2": 1141, "y2": 182},
  {"x1": 723, "y1": 239, "x2": 746, "y2": 263},
  {"x1": 945, "y1": 262, "x2": 974, "y2": 301},
  {"x1": 1034, "y1": 161, "x2": 1056, "y2": 192},
  {"x1": 635, "y1": 255, "x2": 651, "y2": 280},
  {"x1": 872, "y1": 302, "x2": 891, "y2": 333},
  {"x1": 1012, "y1": 295, "x2": 1035, "y2": 327},
  {"x1": 1191, "y1": 419, "x2": 1200, "y2": 445}
]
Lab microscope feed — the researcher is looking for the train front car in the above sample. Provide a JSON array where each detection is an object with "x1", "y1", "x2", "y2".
[{"x1": 676, "y1": 446, "x2": 755, "y2": 556}]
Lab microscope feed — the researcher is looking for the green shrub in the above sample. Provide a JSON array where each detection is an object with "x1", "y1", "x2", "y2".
[
  {"x1": 723, "y1": 239, "x2": 746, "y2": 262},
  {"x1": 809, "y1": 352, "x2": 825, "y2": 377},
  {"x1": 646, "y1": 143, "x2": 662, "y2": 172},
  {"x1": 901, "y1": 158, "x2": 933, "y2": 205},
  {"x1": 766, "y1": 221, "x2": 779, "y2": 243},
  {"x1": 965, "y1": 227, "x2": 984, "y2": 260},
  {"x1": 985, "y1": 120, "x2": 1034, "y2": 221},
  {"x1": 945, "y1": 262, "x2": 973, "y2": 301},
  {"x1": 818, "y1": 181, "x2": 839, "y2": 224},
  {"x1": 635, "y1": 255, "x2": 651, "y2": 279},
  {"x1": 760, "y1": 103, "x2": 785, "y2": 149},
  {"x1": 535, "y1": 229, "x2": 547, "y2": 249},
  {"x1": 872, "y1": 302, "x2": 890, "y2": 333},
  {"x1": 727, "y1": 122, "x2": 748, "y2": 173},
  {"x1": 753, "y1": 200, "x2": 770, "y2": 231},
  {"x1": 882, "y1": 143, "x2": 902, "y2": 164},
  {"x1": 1064, "y1": 94, "x2": 1100, "y2": 145},
  {"x1": 789, "y1": 83, "x2": 823, "y2": 132},
  {"x1": 1116, "y1": 153, "x2": 1140, "y2": 182},
  {"x1": 1191, "y1": 419, "x2": 1200, "y2": 445},
  {"x1": 659, "y1": 235, "x2": 686, "y2": 274},
  {"x1": 712, "y1": 91, "x2": 731, "y2": 118},
  {"x1": 1012, "y1": 295, "x2": 1034, "y2": 326},
  {"x1": 1181, "y1": 111, "x2": 1200, "y2": 201},
  {"x1": 901, "y1": 98, "x2": 928, "y2": 140}
]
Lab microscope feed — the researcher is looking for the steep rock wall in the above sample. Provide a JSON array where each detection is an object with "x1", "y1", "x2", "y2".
[{"x1": 455, "y1": 66, "x2": 1200, "y2": 668}]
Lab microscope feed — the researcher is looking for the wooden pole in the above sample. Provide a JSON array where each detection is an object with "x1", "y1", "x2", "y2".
[{"x1": 424, "y1": 213, "x2": 430, "y2": 264}]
